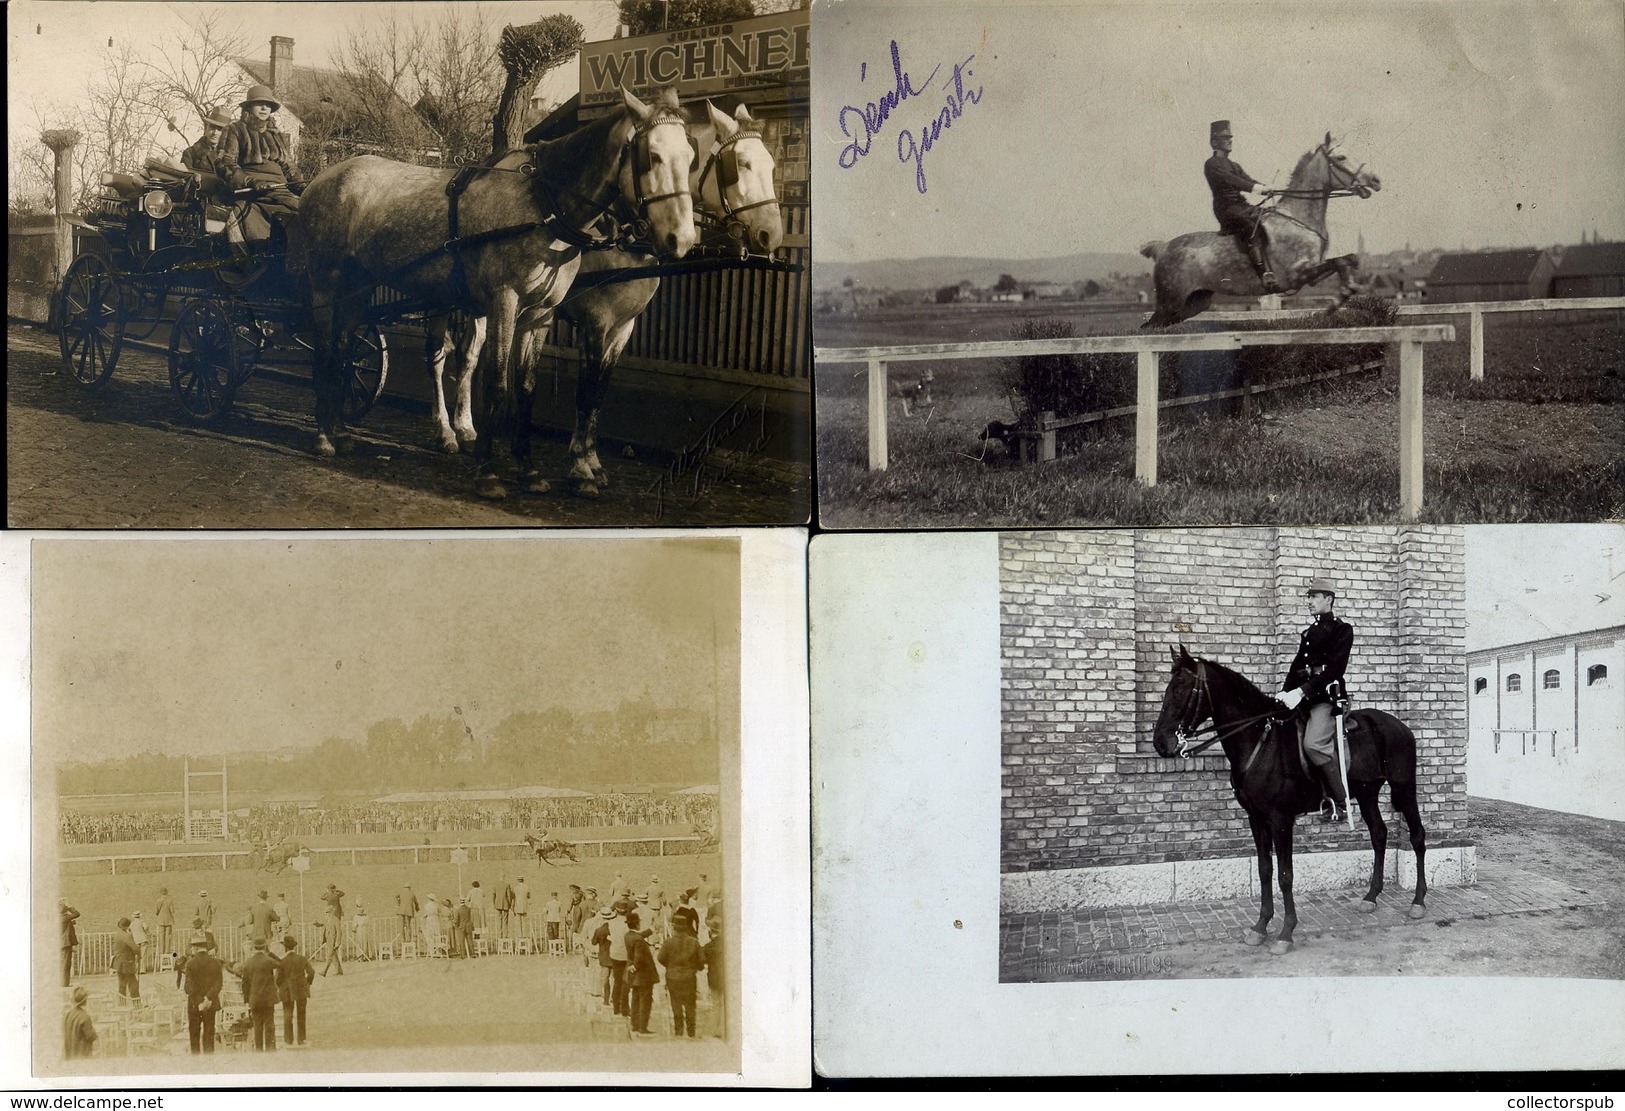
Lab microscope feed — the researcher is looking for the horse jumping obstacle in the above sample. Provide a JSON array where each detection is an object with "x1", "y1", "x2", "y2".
[{"x1": 815, "y1": 323, "x2": 1455, "y2": 520}]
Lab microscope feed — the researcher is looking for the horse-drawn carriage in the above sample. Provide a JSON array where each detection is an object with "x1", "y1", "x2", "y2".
[{"x1": 57, "y1": 158, "x2": 389, "y2": 425}]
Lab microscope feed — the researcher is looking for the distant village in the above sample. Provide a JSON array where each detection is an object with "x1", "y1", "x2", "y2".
[{"x1": 814, "y1": 235, "x2": 1625, "y2": 315}]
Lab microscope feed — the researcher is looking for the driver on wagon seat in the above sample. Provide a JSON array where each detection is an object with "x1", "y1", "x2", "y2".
[
  {"x1": 1205, "y1": 119, "x2": 1279, "y2": 293},
  {"x1": 1273, "y1": 581, "x2": 1354, "y2": 822},
  {"x1": 218, "y1": 84, "x2": 303, "y2": 251},
  {"x1": 181, "y1": 105, "x2": 233, "y2": 198}
]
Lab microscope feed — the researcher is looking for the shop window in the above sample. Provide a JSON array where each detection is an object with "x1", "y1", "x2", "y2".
[
  {"x1": 1505, "y1": 674, "x2": 1522, "y2": 692},
  {"x1": 1588, "y1": 664, "x2": 1609, "y2": 687},
  {"x1": 1473, "y1": 677, "x2": 1487, "y2": 694},
  {"x1": 1543, "y1": 669, "x2": 1561, "y2": 690}
]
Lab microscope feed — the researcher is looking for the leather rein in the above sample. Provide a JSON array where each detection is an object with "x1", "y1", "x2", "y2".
[
  {"x1": 1172, "y1": 660, "x2": 1288, "y2": 759},
  {"x1": 1255, "y1": 146, "x2": 1371, "y2": 247},
  {"x1": 695, "y1": 127, "x2": 779, "y2": 244}
]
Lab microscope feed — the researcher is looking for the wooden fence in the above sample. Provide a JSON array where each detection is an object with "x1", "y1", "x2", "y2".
[{"x1": 815, "y1": 324, "x2": 1455, "y2": 520}]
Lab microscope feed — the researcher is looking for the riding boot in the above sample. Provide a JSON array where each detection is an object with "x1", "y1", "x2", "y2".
[
  {"x1": 1244, "y1": 237, "x2": 1280, "y2": 293},
  {"x1": 1319, "y1": 763, "x2": 1348, "y2": 823}
]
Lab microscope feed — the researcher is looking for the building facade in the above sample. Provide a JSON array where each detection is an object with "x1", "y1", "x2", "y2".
[
  {"x1": 1466, "y1": 626, "x2": 1624, "y2": 821},
  {"x1": 1000, "y1": 528, "x2": 1472, "y2": 911}
]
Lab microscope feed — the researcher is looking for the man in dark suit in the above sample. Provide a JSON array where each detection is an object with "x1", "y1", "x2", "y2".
[
  {"x1": 276, "y1": 935, "x2": 316, "y2": 1046},
  {"x1": 112, "y1": 917, "x2": 141, "y2": 1001},
  {"x1": 1205, "y1": 120, "x2": 1279, "y2": 291},
  {"x1": 235, "y1": 937, "x2": 282, "y2": 1050},
  {"x1": 1276, "y1": 580, "x2": 1356, "y2": 821},
  {"x1": 60, "y1": 901, "x2": 80, "y2": 987},
  {"x1": 657, "y1": 913, "x2": 706, "y2": 1037},
  {"x1": 624, "y1": 912, "x2": 658, "y2": 1035},
  {"x1": 182, "y1": 934, "x2": 223, "y2": 1054},
  {"x1": 245, "y1": 890, "x2": 281, "y2": 948}
]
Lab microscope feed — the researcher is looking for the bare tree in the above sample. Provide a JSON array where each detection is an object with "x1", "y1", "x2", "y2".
[
  {"x1": 492, "y1": 14, "x2": 584, "y2": 156},
  {"x1": 411, "y1": 6, "x2": 506, "y2": 168},
  {"x1": 337, "y1": 13, "x2": 429, "y2": 154},
  {"x1": 81, "y1": 39, "x2": 166, "y2": 186},
  {"x1": 139, "y1": 9, "x2": 253, "y2": 139}
]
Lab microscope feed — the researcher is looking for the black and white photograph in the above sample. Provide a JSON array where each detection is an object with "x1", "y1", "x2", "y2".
[
  {"x1": 811, "y1": 1, "x2": 1624, "y2": 529},
  {"x1": 11, "y1": 530, "x2": 810, "y2": 1084},
  {"x1": 811, "y1": 525, "x2": 1625, "y2": 1076},
  {"x1": 8, "y1": 1, "x2": 811, "y2": 528}
]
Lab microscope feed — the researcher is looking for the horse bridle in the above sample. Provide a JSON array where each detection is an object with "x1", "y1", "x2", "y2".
[
  {"x1": 1171, "y1": 659, "x2": 1285, "y2": 759},
  {"x1": 1267, "y1": 143, "x2": 1371, "y2": 201},
  {"x1": 695, "y1": 125, "x2": 780, "y2": 242},
  {"x1": 527, "y1": 107, "x2": 693, "y2": 251}
]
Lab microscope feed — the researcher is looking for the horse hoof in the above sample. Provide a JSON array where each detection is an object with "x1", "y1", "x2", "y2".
[
  {"x1": 1242, "y1": 930, "x2": 1266, "y2": 947},
  {"x1": 474, "y1": 476, "x2": 507, "y2": 500},
  {"x1": 1407, "y1": 903, "x2": 1426, "y2": 919},
  {"x1": 1269, "y1": 940, "x2": 1294, "y2": 956},
  {"x1": 1359, "y1": 900, "x2": 1379, "y2": 915},
  {"x1": 571, "y1": 479, "x2": 602, "y2": 500},
  {"x1": 519, "y1": 471, "x2": 551, "y2": 495},
  {"x1": 314, "y1": 434, "x2": 336, "y2": 459},
  {"x1": 436, "y1": 435, "x2": 460, "y2": 455}
]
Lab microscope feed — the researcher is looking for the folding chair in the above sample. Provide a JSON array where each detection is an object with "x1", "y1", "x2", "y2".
[
  {"x1": 430, "y1": 935, "x2": 450, "y2": 959},
  {"x1": 378, "y1": 943, "x2": 394, "y2": 961},
  {"x1": 516, "y1": 937, "x2": 534, "y2": 955},
  {"x1": 158, "y1": 953, "x2": 175, "y2": 973},
  {"x1": 548, "y1": 938, "x2": 567, "y2": 957},
  {"x1": 473, "y1": 931, "x2": 490, "y2": 957},
  {"x1": 498, "y1": 937, "x2": 515, "y2": 955}
]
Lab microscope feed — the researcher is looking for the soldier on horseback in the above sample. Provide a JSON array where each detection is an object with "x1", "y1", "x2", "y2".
[
  {"x1": 1204, "y1": 120, "x2": 1279, "y2": 292},
  {"x1": 1273, "y1": 581, "x2": 1354, "y2": 822}
]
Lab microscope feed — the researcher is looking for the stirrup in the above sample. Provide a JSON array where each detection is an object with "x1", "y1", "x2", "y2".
[
  {"x1": 1319, "y1": 798, "x2": 1345, "y2": 823},
  {"x1": 1260, "y1": 270, "x2": 1280, "y2": 293}
]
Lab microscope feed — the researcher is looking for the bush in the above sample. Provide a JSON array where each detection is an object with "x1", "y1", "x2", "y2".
[{"x1": 999, "y1": 318, "x2": 1125, "y2": 424}]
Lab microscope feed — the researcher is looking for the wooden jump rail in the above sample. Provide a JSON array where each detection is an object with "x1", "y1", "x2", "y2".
[
  {"x1": 815, "y1": 324, "x2": 1455, "y2": 521},
  {"x1": 1148, "y1": 296, "x2": 1625, "y2": 381}
]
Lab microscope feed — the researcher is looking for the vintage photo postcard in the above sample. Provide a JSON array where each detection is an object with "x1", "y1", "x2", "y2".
[
  {"x1": 3, "y1": 529, "x2": 809, "y2": 1087},
  {"x1": 811, "y1": 0, "x2": 1624, "y2": 529},
  {"x1": 811, "y1": 526, "x2": 1624, "y2": 1075},
  {"x1": 8, "y1": 1, "x2": 810, "y2": 528}
]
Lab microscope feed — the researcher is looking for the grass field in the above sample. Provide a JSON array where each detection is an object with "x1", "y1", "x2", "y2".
[{"x1": 814, "y1": 302, "x2": 1624, "y2": 527}]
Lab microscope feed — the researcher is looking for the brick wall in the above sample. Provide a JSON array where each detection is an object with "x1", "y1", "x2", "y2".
[{"x1": 1001, "y1": 528, "x2": 1468, "y2": 874}]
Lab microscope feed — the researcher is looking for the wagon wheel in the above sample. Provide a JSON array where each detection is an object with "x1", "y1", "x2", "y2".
[
  {"x1": 57, "y1": 254, "x2": 125, "y2": 392},
  {"x1": 339, "y1": 323, "x2": 389, "y2": 422},
  {"x1": 168, "y1": 299, "x2": 239, "y2": 424}
]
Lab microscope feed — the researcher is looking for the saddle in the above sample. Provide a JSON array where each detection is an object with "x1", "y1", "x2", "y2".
[{"x1": 1289, "y1": 706, "x2": 1382, "y2": 783}]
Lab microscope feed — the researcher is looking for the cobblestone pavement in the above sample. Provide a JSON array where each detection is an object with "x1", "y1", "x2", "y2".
[
  {"x1": 7, "y1": 323, "x2": 808, "y2": 528},
  {"x1": 998, "y1": 858, "x2": 1604, "y2": 982}
]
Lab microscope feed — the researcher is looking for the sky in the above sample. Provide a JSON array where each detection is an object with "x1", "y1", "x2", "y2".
[
  {"x1": 1466, "y1": 524, "x2": 1625, "y2": 650},
  {"x1": 811, "y1": 0, "x2": 1625, "y2": 261},
  {"x1": 31, "y1": 537, "x2": 739, "y2": 765},
  {"x1": 8, "y1": 1, "x2": 620, "y2": 152}
]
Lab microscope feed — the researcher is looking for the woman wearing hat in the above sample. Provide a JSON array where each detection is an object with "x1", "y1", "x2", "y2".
[
  {"x1": 218, "y1": 84, "x2": 303, "y2": 245},
  {"x1": 1275, "y1": 581, "x2": 1355, "y2": 821}
]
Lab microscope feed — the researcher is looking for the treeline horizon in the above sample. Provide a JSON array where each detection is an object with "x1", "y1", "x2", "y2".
[{"x1": 57, "y1": 700, "x2": 720, "y2": 799}]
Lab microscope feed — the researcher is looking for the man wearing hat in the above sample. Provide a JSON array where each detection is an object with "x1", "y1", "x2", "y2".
[
  {"x1": 1275, "y1": 580, "x2": 1355, "y2": 821},
  {"x1": 183, "y1": 933, "x2": 224, "y2": 1054},
  {"x1": 246, "y1": 890, "x2": 281, "y2": 948},
  {"x1": 63, "y1": 986, "x2": 97, "y2": 1059},
  {"x1": 181, "y1": 106, "x2": 233, "y2": 194},
  {"x1": 235, "y1": 936, "x2": 282, "y2": 1051},
  {"x1": 60, "y1": 901, "x2": 80, "y2": 987},
  {"x1": 154, "y1": 887, "x2": 176, "y2": 966},
  {"x1": 276, "y1": 936, "x2": 315, "y2": 1046},
  {"x1": 112, "y1": 917, "x2": 141, "y2": 1001},
  {"x1": 589, "y1": 906, "x2": 619, "y2": 1007},
  {"x1": 218, "y1": 84, "x2": 303, "y2": 247},
  {"x1": 1205, "y1": 120, "x2": 1280, "y2": 292},
  {"x1": 195, "y1": 889, "x2": 215, "y2": 930}
]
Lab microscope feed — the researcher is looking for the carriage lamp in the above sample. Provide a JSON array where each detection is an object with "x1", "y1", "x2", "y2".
[{"x1": 142, "y1": 190, "x2": 174, "y2": 219}]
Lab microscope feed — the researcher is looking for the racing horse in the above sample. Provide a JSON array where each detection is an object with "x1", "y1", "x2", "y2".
[
  {"x1": 1140, "y1": 134, "x2": 1383, "y2": 326},
  {"x1": 1151, "y1": 646, "x2": 1428, "y2": 955},
  {"x1": 523, "y1": 832, "x2": 579, "y2": 866},
  {"x1": 301, "y1": 87, "x2": 696, "y2": 497},
  {"x1": 424, "y1": 100, "x2": 784, "y2": 498},
  {"x1": 256, "y1": 840, "x2": 311, "y2": 875}
]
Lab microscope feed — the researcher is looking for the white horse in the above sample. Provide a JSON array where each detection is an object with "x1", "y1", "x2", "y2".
[
  {"x1": 301, "y1": 88, "x2": 696, "y2": 497},
  {"x1": 424, "y1": 101, "x2": 784, "y2": 498}
]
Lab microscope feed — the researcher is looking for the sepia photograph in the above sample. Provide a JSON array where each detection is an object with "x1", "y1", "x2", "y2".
[
  {"x1": 810, "y1": 0, "x2": 1624, "y2": 529},
  {"x1": 11, "y1": 530, "x2": 811, "y2": 1084},
  {"x1": 811, "y1": 526, "x2": 1624, "y2": 1076},
  {"x1": 8, "y1": 1, "x2": 811, "y2": 528}
]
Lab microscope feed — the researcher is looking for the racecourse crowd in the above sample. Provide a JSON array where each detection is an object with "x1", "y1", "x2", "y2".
[
  {"x1": 59, "y1": 794, "x2": 719, "y2": 846},
  {"x1": 60, "y1": 871, "x2": 725, "y2": 1055}
]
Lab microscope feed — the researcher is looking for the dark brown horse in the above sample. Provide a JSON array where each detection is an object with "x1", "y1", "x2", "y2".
[
  {"x1": 523, "y1": 833, "x2": 578, "y2": 865},
  {"x1": 1151, "y1": 646, "x2": 1427, "y2": 955}
]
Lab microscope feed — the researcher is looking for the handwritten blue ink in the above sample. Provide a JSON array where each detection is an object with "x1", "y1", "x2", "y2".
[
  {"x1": 897, "y1": 56, "x2": 983, "y2": 195},
  {"x1": 837, "y1": 40, "x2": 941, "y2": 170}
]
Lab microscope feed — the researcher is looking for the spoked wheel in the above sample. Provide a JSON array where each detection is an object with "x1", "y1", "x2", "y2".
[
  {"x1": 57, "y1": 254, "x2": 125, "y2": 391},
  {"x1": 168, "y1": 300, "x2": 239, "y2": 424},
  {"x1": 338, "y1": 322, "x2": 389, "y2": 422}
]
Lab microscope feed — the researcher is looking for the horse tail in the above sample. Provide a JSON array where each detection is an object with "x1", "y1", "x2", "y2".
[{"x1": 1139, "y1": 241, "x2": 1166, "y2": 261}]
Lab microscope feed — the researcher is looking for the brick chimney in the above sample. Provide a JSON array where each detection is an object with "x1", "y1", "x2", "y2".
[{"x1": 269, "y1": 36, "x2": 293, "y2": 96}]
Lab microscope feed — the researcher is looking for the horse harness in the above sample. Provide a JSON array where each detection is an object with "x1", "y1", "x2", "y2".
[
  {"x1": 692, "y1": 124, "x2": 779, "y2": 243},
  {"x1": 1254, "y1": 144, "x2": 1371, "y2": 249},
  {"x1": 1172, "y1": 659, "x2": 1290, "y2": 770}
]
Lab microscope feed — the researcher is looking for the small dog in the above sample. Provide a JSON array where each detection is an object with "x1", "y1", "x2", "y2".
[
  {"x1": 894, "y1": 373, "x2": 934, "y2": 417},
  {"x1": 979, "y1": 420, "x2": 1021, "y2": 454}
]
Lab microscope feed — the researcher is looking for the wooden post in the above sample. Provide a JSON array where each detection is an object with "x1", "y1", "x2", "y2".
[
  {"x1": 1398, "y1": 339, "x2": 1425, "y2": 520},
  {"x1": 1038, "y1": 411, "x2": 1056, "y2": 463},
  {"x1": 867, "y1": 357, "x2": 888, "y2": 471},
  {"x1": 1135, "y1": 349, "x2": 1159, "y2": 485},
  {"x1": 1469, "y1": 310, "x2": 1485, "y2": 381}
]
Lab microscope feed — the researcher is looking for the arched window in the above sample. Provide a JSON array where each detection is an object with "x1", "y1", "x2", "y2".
[
  {"x1": 1589, "y1": 664, "x2": 1610, "y2": 686},
  {"x1": 1473, "y1": 677, "x2": 1488, "y2": 694},
  {"x1": 1505, "y1": 674, "x2": 1522, "y2": 692},
  {"x1": 1543, "y1": 669, "x2": 1561, "y2": 690}
]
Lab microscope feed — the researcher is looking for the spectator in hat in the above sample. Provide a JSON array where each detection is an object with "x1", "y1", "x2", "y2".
[
  {"x1": 703, "y1": 904, "x2": 724, "y2": 1026},
  {"x1": 624, "y1": 911, "x2": 657, "y2": 1035},
  {"x1": 217, "y1": 84, "x2": 303, "y2": 246},
  {"x1": 60, "y1": 901, "x2": 80, "y2": 987},
  {"x1": 1275, "y1": 580, "x2": 1356, "y2": 822},
  {"x1": 453, "y1": 897, "x2": 477, "y2": 959},
  {"x1": 671, "y1": 891, "x2": 700, "y2": 937},
  {"x1": 112, "y1": 917, "x2": 141, "y2": 1001},
  {"x1": 395, "y1": 883, "x2": 418, "y2": 945},
  {"x1": 467, "y1": 880, "x2": 487, "y2": 933},
  {"x1": 589, "y1": 906, "x2": 617, "y2": 1006},
  {"x1": 181, "y1": 105, "x2": 233, "y2": 196},
  {"x1": 350, "y1": 897, "x2": 370, "y2": 960},
  {"x1": 607, "y1": 902, "x2": 632, "y2": 1016},
  {"x1": 234, "y1": 937, "x2": 281, "y2": 1051},
  {"x1": 512, "y1": 877, "x2": 531, "y2": 943},
  {"x1": 195, "y1": 890, "x2": 215, "y2": 930},
  {"x1": 543, "y1": 889, "x2": 563, "y2": 945},
  {"x1": 128, "y1": 911, "x2": 151, "y2": 972},
  {"x1": 658, "y1": 911, "x2": 706, "y2": 1038},
  {"x1": 277, "y1": 936, "x2": 315, "y2": 1046},
  {"x1": 63, "y1": 986, "x2": 97, "y2": 1059},
  {"x1": 246, "y1": 890, "x2": 281, "y2": 947},
  {"x1": 493, "y1": 873, "x2": 514, "y2": 937},
  {"x1": 182, "y1": 933, "x2": 224, "y2": 1054},
  {"x1": 154, "y1": 888, "x2": 175, "y2": 962}
]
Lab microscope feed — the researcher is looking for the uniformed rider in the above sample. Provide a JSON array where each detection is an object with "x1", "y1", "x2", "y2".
[
  {"x1": 1273, "y1": 581, "x2": 1353, "y2": 821},
  {"x1": 1205, "y1": 120, "x2": 1279, "y2": 292}
]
